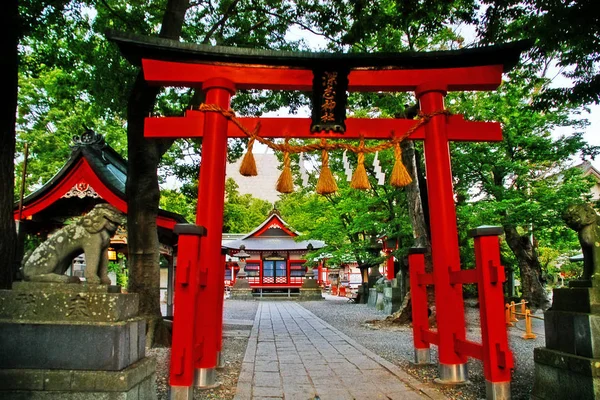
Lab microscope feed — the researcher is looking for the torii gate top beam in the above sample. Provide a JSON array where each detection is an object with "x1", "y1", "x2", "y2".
[{"x1": 107, "y1": 31, "x2": 531, "y2": 92}]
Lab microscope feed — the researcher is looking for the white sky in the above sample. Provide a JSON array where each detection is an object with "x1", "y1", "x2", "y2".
[{"x1": 279, "y1": 25, "x2": 600, "y2": 169}]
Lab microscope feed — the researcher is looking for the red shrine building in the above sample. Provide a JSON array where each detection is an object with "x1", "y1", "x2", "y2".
[{"x1": 222, "y1": 210, "x2": 325, "y2": 293}]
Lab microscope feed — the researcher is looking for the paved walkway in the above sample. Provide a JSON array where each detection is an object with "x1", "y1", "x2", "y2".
[{"x1": 234, "y1": 302, "x2": 447, "y2": 400}]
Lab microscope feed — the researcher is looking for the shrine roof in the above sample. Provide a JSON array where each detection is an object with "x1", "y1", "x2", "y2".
[
  {"x1": 223, "y1": 237, "x2": 325, "y2": 252},
  {"x1": 222, "y1": 210, "x2": 325, "y2": 252},
  {"x1": 106, "y1": 30, "x2": 531, "y2": 72},
  {"x1": 16, "y1": 130, "x2": 186, "y2": 224}
]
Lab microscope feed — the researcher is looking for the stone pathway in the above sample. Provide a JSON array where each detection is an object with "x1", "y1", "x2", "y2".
[{"x1": 234, "y1": 302, "x2": 448, "y2": 400}]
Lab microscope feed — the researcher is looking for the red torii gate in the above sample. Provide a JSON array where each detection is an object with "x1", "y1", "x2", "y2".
[{"x1": 109, "y1": 31, "x2": 529, "y2": 399}]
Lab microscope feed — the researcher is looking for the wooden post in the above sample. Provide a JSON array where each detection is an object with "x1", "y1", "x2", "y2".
[
  {"x1": 416, "y1": 83, "x2": 467, "y2": 383},
  {"x1": 470, "y1": 226, "x2": 513, "y2": 397},
  {"x1": 193, "y1": 78, "x2": 235, "y2": 388}
]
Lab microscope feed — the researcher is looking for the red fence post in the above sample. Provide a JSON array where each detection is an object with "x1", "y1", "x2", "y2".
[
  {"x1": 216, "y1": 248, "x2": 227, "y2": 368},
  {"x1": 194, "y1": 78, "x2": 235, "y2": 388},
  {"x1": 169, "y1": 224, "x2": 207, "y2": 399},
  {"x1": 470, "y1": 226, "x2": 514, "y2": 398},
  {"x1": 408, "y1": 247, "x2": 431, "y2": 364},
  {"x1": 416, "y1": 82, "x2": 468, "y2": 383}
]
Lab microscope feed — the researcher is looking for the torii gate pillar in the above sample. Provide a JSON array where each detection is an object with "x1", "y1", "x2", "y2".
[
  {"x1": 416, "y1": 82, "x2": 468, "y2": 382},
  {"x1": 193, "y1": 78, "x2": 235, "y2": 388}
]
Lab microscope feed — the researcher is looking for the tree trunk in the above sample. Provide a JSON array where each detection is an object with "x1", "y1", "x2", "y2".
[
  {"x1": 503, "y1": 224, "x2": 549, "y2": 310},
  {"x1": 0, "y1": 0, "x2": 19, "y2": 289},
  {"x1": 383, "y1": 140, "x2": 434, "y2": 324},
  {"x1": 125, "y1": 0, "x2": 188, "y2": 347}
]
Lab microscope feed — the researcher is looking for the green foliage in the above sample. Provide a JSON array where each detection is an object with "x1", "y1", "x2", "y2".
[
  {"x1": 478, "y1": 0, "x2": 600, "y2": 107},
  {"x1": 223, "y1": 179, "x2": 272, "y2": 233},
  {"x1": 108, "y1": 261, "x2": 128, "y2": 289}
]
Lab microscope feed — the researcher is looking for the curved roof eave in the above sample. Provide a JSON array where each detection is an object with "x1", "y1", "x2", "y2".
[{"x1": 106, "y1": 30, "x2": 532, "y2": 73}]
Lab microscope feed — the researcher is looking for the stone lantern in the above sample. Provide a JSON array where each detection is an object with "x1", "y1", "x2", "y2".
[
  {"x1": 230, "y1": 245, "x2": 253, "y2": 300},
  {"x1": 299, "y1": 242, "x2": 323, "y2": 300}
]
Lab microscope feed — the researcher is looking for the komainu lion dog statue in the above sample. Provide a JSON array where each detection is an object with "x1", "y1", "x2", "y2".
[
  {"x1": 562, "y1": 203, "x2": 600, "y2": 284},
  {"x1": 22, "y1": 203, "x2": 125, "y2": 284}
]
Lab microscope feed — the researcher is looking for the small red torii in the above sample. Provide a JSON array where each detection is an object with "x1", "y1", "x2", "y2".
[{"x1": 109, "y1": 31, "x2": 529, "y2": 399}]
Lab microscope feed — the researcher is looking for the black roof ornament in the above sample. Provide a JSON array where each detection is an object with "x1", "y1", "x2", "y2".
[{"x1": 71, "y1": 129, "x2": 106, "y2": 150}]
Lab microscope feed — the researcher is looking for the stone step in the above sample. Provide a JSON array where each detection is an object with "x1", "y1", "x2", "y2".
[{"x1": 0, "y1": 356, "x2": 156, "y2": 400}]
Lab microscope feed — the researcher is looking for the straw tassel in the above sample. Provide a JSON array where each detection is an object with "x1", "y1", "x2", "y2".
[
  {"x1": 239, "y1": 137, "x2": 258, "y2": 176},
  {"x1": 390, "y1": 142, "x2": 412, "y2": 187},
  {"x1": 351, "y1": 140, "x2": 370, "y2": 190},
  {"x1": 276, "y1": 141, "x2": 294, "y2": 193},
  {"x1": 316, "y1": 139, "x2": 338, "y2": 195}
]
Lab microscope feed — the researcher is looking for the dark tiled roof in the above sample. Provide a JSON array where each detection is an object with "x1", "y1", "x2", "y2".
[
  {"x1": 18, "y1": 130, "x2": 186, "y2": 223},
  {"x1": 106, "y1": 30, "x2": 530, "y2": 72},
  {"x1": 223, "y1": 237, "x2": 325, "y2": 252}
]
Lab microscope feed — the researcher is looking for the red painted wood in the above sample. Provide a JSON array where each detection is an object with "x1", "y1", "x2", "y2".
[
  {"x1": 421, "y1": 329, "x2": 439, "y2": 346},
  {"x1": 454, "y1": 338, "x2": 484, "y2": 360},
  {"x1": 216, "y1": 251, "x2": 226, "y2": 355},
  {"x1": 169, "y1": 233, "x2": 203, "y2": 387},
  {"x1": 408, "y1": 252, "x2": 430, "y2": 351},
  {"x1": 142, "y1": 59, "x2": 504, "y2": 92},
  {"x1": 145, "y1": 113, "x2": 502, "y2": 142},
  {"x1": 417, "y1": 84, "x2": 467, "y2": 367},
  {"x1": 474, "y1": 234, "x2": 514, "y2": 383},
  {"x1": 385, "y1": 252, "x2": 395, "y2": 281},
  {"x1": 194, "y1": 79, "x2": 235, "y2": 371}
]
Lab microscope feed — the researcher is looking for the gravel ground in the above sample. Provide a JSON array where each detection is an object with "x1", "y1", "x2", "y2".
[
  {"x1": 301, "y1": 294, "x2": 545, "y2": 400},
  {"x1": 151, "y1": 299, "x2": 258, "y2": 400}
]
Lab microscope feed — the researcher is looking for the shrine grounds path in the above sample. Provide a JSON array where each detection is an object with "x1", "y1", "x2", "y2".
[{"x1": 233, "y1": 301, "x2": 445, "y2": 400}]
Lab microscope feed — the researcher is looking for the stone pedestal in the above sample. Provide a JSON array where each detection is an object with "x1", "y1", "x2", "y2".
[
  {"x1": 375, "y1": 291, "x2": 385, "y2": 311},
  {"x1": 299, "y1": 278, "x2": 323, "y2": 301},
  {"x1": 0, "y1": 282, "x2": 156, "y2": 399},
  {"x1": 229, "y1": 279, "x2": 254, "y2": 300},
  {"x1": 532, "y1": 286, "x2": 600, "y2": 399},
  {"x1": 383, "y1": 286, "x2": 403, "y2": 315},
  {"x1": 367, "y1": 288, "x2": 378, "y2": 307}
]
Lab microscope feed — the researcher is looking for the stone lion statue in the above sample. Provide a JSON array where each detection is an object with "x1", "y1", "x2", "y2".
[
  {"x1": 562, "y1": 203, "x2": 600, "y2": 283},
  {"x1": 22, "y1": 203, "x2": 125, "y2": 284}
]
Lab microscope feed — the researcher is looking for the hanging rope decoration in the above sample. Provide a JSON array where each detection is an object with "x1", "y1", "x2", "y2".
[
  {"x1": 351, "y1": 136, "x2": 370, "y2": 190},
  {"x1": 316, "y1": 138, "x2": 338, "y2": 195},
  {"x1": 276, "y1": 138, "x2": 294, "y2": 193},
  {"x1": 239, "y1": 136, "x2": 258, "y2": 176},
  {"x1": 197, "y1": 103, "x2": 450, "y2": 195},
  {"x1": 390, "y1": 142, "x2": 412, "y2": 187}
]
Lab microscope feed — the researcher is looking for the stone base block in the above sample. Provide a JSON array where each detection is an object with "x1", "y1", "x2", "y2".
[
  {"x1": 532, "y1": 348, "x2": 600, "y2": 399},
  {"x1": 298, "y1": 287, "x2": 323, "y2": 301},
  {"x1": 544, "y1": 310, "x2": 600, "y2": 358},
  {"x1": 383, "y1": 287, "x2": 403, "y2": 315},
  {"x1": 229, "y1": 288, "x2": 254, "y2": 301},
  {"x1": 0, "y1": 318, "x2": 146, "y2": 370},
  {"x1": 0, "y1": 287, "x2": 139, "y2": 323},
  {"x1": 551, "y1": 287, "x2": 600, "y2": 314},
  {"x1": 367, "y1": 288, "x2": 377, "y2": 307},
  {"x1": 0, "y1": 356, "x2": 156, "y2": 400}
]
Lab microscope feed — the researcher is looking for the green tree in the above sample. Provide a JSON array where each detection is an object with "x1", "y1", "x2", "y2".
[
  {"x1": 223, "y1": 179, "x2": 272, "y2": 233},
  {"x1": 450, "y1": 64, "x2": 596, "y2": 308},
  {"x1": 479, "y1": 0, "x2": 600, "y2": 107}
]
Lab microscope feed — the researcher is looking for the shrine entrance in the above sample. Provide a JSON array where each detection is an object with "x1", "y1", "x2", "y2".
[{"x1": 109, "y1": 30, "x2": 530, "y2": 400}]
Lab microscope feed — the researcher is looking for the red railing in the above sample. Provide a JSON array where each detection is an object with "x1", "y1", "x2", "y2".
[{"x1": 409, "y1": 226, "x2": 513, "y2": 392}]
